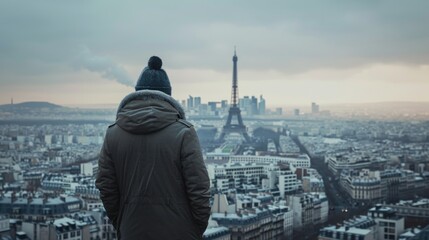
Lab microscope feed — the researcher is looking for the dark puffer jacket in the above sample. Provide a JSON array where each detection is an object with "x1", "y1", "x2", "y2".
[{"x1": 95, "y1": 90, "x2": 211, "y2": 240}]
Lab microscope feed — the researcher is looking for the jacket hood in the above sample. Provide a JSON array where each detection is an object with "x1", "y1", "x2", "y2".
[{"x1": 116, "y1": 90, "x2": 186, "y2": 134}]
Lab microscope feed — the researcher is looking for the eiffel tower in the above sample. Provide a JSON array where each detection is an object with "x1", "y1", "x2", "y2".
[{"x1": 218, "y1": 49, "x2": 250, "y2": 142}]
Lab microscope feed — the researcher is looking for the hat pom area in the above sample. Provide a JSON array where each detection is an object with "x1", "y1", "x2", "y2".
[{"x1": 148, "y1": 56, "x2": 162, "y2": 70}]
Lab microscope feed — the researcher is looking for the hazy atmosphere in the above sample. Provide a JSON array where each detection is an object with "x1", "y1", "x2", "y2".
[
  {"x1": 2, "y1": 2, "x2": 429, "y2": 239},
  {"x1": 1, "y1": 0, "x2": 429, "y2": 107}
]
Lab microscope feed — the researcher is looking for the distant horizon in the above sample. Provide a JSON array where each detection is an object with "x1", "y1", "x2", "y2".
[{"x1": 3, "y1": 99, "x2": 429, "y2": 110}]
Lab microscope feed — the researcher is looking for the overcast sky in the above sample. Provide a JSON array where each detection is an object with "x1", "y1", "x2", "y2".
[{"x1": 1, "y1": 0, "x2": 429, "y2": 107}]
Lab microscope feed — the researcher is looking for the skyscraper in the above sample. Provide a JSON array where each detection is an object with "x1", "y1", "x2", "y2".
[
  {"x1": 194, "y1": 96, "x2": 201, "y2": 108},
  {"x1": 259, "y1": 95, "x2": 266, "y2": 115},
  {"x1": 251, "y1": 96, "x2": 258, "y2": 115},
  {"x1": 187, "y1": 95, "x2": 194, "y2": 109},
  {"x1": 294, "y1": 109, "x2": 300, "y2": 116},
  {"x1": 311, "y1": 102, "x2": 319, "y2": 114}
]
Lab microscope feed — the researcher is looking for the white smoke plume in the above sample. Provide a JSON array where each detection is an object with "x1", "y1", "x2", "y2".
[{"x1": 74, "y1": 46, "x2": 134, "y2": 87}]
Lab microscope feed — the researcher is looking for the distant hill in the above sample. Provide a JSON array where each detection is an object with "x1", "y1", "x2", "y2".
[
  {"x1": 0, "y1": 101, "x2": 65, "y2": 111},
  {"x1": 0, "y1": 101, "x2": 117, "y2": 121}
]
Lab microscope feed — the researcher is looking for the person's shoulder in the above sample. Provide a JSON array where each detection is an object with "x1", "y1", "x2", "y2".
[
  {"x1": 105, "y1": 122, "x2": 117, "y2": 134},
  {"x1": 176, "y1": 119, "x2": 193, "y2": 128}
]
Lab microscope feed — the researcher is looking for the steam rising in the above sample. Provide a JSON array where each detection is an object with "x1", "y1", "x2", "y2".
[{"x1": 75, "y1": 47, "x2": 134, "y2": 87}]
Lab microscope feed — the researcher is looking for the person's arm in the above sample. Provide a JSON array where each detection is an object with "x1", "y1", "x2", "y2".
[
  {"x1": 181, "y1": 127, "x2": 211, "y2": 235},
  {"x1": 95, "y1": 131, "x2": 120, "y2": 229}
]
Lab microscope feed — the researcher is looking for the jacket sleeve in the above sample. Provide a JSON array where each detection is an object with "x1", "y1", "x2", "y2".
[
  {"x1": 95, "y1": 131, "x2": 120, "y2": 229},
  {"x1": 180, "y1": 127, "x2": 211, "y2": 236}
]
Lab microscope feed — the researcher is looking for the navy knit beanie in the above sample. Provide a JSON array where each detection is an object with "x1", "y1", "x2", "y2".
[{"x1": 135, "y1": 56, "x2": 172, "y2": 95}]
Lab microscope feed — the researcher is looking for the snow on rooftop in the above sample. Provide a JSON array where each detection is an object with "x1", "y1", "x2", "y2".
[
  {"x1": 203, "y1": 226, "x2": 229, "y2": 236},
  {"x1": 323, "y1": 226, "x2": 372, "y2": 235}
]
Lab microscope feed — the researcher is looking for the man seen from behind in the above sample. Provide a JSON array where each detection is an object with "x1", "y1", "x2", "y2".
[{"x1": 95, "y1": 56, "x2": 211, "y2": 240}]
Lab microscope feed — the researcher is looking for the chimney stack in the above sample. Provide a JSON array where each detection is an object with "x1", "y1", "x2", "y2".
[
  {"x1": 11, "y1": 192, "x2": 16, "y2": 203},
  {"x1": 43, "y1": 194, "x2": 48, "y2": 205}
]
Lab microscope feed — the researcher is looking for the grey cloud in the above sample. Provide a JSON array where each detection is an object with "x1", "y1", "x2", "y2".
[{"x1": 1, "y1": 0, "x2": 429, "y2": 80}]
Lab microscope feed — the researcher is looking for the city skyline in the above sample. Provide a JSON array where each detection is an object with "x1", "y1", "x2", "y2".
[
  {"x1": 1, "y1": 1, "x2": 429, "y2": 106},
  {"x1": 1, "y1": 113, "x2": 428, "y2": 239}
]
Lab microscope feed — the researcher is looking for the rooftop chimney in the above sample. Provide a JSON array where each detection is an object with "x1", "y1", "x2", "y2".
[{"x1": 11, "y1": 192, "x2": 16, "y2": 203}]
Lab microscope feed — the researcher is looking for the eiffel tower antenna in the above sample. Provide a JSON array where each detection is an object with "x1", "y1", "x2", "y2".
[{"x1": 218, "y1": 48, "x2": 250, "y2": 142}]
